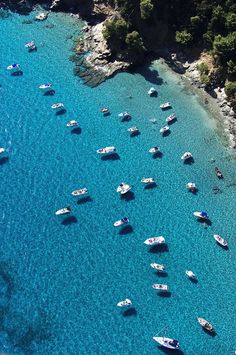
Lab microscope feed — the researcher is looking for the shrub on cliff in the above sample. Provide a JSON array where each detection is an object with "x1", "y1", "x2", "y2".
[
  {"x1": 125, "y1": 31, "x2": 145, "y2": 61},
  {"x1": 213, "y1": 32, "x2": 236, "y2": 60},
  {"x1": 197, "y1": 62, "x2": 209, "y2": 75},
  {"x1": 140, "y1": 0, "x2": 154, "y2": 20},
  {"x1": 225, "y1": 82, "x2": 236, "y2": 99},
  {"x1": 175, "y1": 30, "x2": 193, "y2": 46},
  {"x1": 103, "y1": 18, "x2": 129, "y2": 51}
]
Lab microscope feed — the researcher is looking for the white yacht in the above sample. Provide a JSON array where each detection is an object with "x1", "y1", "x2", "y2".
[
  {"x1": 193, "y1": 211, "x2": 209, "y2": 219},
  {"x1": 181, "y1": 152, "x2": 193, "y2": 160},
  {"x1": 144, "y1": 236, "x2": 165, "y2": 245},
  {"x1": 160, "y1": 126, "x2": 170, "y2": 134},
  {"x1": 117, "y1": 298, "x2": 132, "y2": 307},
  {"x1": 152, "y1": 284, "x2": 169, "y2": 291},
  {"x1": 7, "y1": 63, "x2": 20, "y2": 70},
  {"x1": 0, "y1": 148, "x2": 6, "y2": 154},
  {"x1": 213, "y1": 234, "x2": 228, "y2": 247},
  {"x1": 166, "y1": 113, "x2": 176, "y2": 123},
  {"x1": 55, "y1": 207, "x2": 71, "y2": 216},
  {"x1": 25, "y1": 41, "x2": 36, "y2": 50},
  {"x1": 116, "y1": 182, "x2": 132, "y2": 195},
  {"x1": 185, "y1": 270, "x2": 196, "y2": 279},
  {"x1": 160, "y1": 102, "x2": 171, "y2": 109},
  {"x1": 141, "y1": 177, "x2": 155, "y2": 184},
  {"x1": 35, "y1": 12, "x2": 48, "y2": 21},
  {"x1": 39, "y1": 83, "x2": 52, "y2": 89},
  {"x1": 149, "y1": 147, "x2": 160, "y2": 154},
  {"x1": 127, "y1": 127, "x2": 139, "y2": 133},
  {"x1": 148, "y1": 87, "x2": 157, "y2": 96},
  {"x1": 100, "y1": 107, "x2": 109, "y2": 113},
  {"x1": 114, "y1": 217, "x2": 129, "y2": 227},
  {"x1": 153, "y1": 336, "x2": 180, "y2": 350},
  {"x1": 118, "y1": 112, "x2": 131, "y2": 119},
  {"x1": 197, "y1": 317, "x2": 214, "y2": 332},
  {"x1": 96, "y1": 146, "x2": 116, "y2": 154},
  {"x1": 51, "y1": 103, "x2": 64, "y2": 109},
  {"x1": 66, "y1": 120, "x2": 78, "y2": 127},
  {"x1": 150, "y1": 263, "x2": 165, "y2": 272},
  {"x1": 186, "y1": 182, "x2": 197, "y2": 191},
  {"x1": 71, "y1": 188, "x2": 88, "y2": 196}
]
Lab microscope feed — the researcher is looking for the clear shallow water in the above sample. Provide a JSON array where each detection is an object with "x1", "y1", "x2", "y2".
[{"x1": 0, "y1": 10, "x2": 236, "y2": 355}]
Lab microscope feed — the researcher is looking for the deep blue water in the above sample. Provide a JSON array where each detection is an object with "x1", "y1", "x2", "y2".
[{"x1": 0, "y1": 9, "x2": 236, "y2": 355}]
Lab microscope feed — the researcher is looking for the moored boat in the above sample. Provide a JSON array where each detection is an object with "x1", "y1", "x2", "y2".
[
  {"x1": 51, "y1": 103, "x2": 64, "y2": 109},
  {"x1": 7, "y1": 63, "x2": 20, "y2": 71},
  {"x1": 185, "y1": 270, "x2": 196, "y2": 279},
  {"x1": 39, "y1": 83, "x2": 52, "y2": 90},
  {"x1": 25, "y1": 41, "x2": 36, "y2": 50},
  {"x1": 117, "y1": 298, "x2": 132, "y2": 307},
  {"x1": 153, "y1": 336, "x2": 180, "y2": 350},
  {"x1": 66, "y1": 120, "x2": 78, "y2": 127},
  {"x1": 100, "y1": 107, "x2": 109, "y2": 113},
  {"x1": 149, "y1": 147, "x2": 160, "y2": 154},
  {"x1": 160, "y1": 102, "x2": 171, "y2": 110},
  {"x1": 160, "y1": 126, "x2": 170, "y2": 134},
  {"x1": 116, "y1": 182, "x2": 132, "y2": 195},
  {"x1": 141, "y1": 177, "x2": 155, "y2": 184},
  {"x1": 118, "y1": 112, "x2": 131, "y2": 119},
  {"x1": 97, "y1": 146, "x2": 116, "y2": 154},
  {"x1": 114, "y1": 217, "x2": 129, "y2": 227},
  {"x1": 55, "y1": 207, "x2": 71, "y2": 216},
  {"x1": 35, "y1": 12, "x2": 48, "y2": 21},
  {"x1": 166, "y1": 113, "x2": 176, "y2": 123},
  {"x1": 152, "y1": 284, "x2": 169, "y2": 291},
  {"x1": 150, "y1": 263, "x2": 165, "y2": 272},
  {"x1": 215, "y1": 167, "x2": 223, "y2": 179},
  {"x1": 181, "y1": 152, "x2": 193, "y2": 161},
  {"x1": 213, "y1": 234, "x2": 228, "y2": 247},
  {"x1": 197, "y1": 317, "x2": 214, "y2": 332},
  {"x1": 71, "y1": 188, "x2": 88, "y2": 196},
  {"x1": 0, "y1": 147, "x2": 6, "y2": 154},
  {"x1": 148, "y1": 87, "x2": 157, "y2": 96},
  {"x1": 127, "y1": 127, "x2": 139, "y2": 133},
  {"x1": 186, "y1": 182, "x2": 197, "y2": 192},
  {"x1": 193, "y1": 211, "x2": 209, "y2": 219},
  {"x1": 144, "y1": 236, "x2": 165, "y2": 245}
]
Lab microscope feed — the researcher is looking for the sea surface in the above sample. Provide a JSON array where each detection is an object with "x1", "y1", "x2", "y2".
[{"x1": 0, "y1": 9, "x2": 236, "y2": 355}]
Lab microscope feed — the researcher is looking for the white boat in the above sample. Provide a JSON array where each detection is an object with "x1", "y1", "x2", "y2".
[
  {"x1": 148, "y1": 87, "x2": 157, "y2": 96},
  {"x1": 197, "y1": 317, "x2": 214, "y2": 332},
  {"x1": 127, "y1": 127, "x2": 139, "y2": 133},
  {"x1": 51, "y1": 103, "x2": 64, "y2": 109},
  {"x1": 0, "y1": 148, "x2": 6, "y2": 154},
  {"x1": 152, "y1": 284, "x2": 169, "y2": 291},
  {"x1": 149, "y1": 147, "x2": 160, "y2": 154},
  {"x1": 166, "y1": 113, "x2": 176, "y2": 123},
  {"x1": 35, "y1": 12, "x2": 48, "y2": 21},
  {"x1": 100, "y1": 107, "x2": 109, "y2": 113},
  {"x1": 193, "y1": 211, "x2": 209, "y2": 219},
  {"x1": 160, "y1": 102, "x2": 171, "y2": 109},
  {"x1": 117, "y1": 298, "x2": 132, "y2": 307},
  {"x1": 116, "y1": 182, "x2": 132, "y2": 195},
  {"x1": 153, "y1": 336, "x2": 180, "y2": 350},
  {"x1": 118, "y1": 112, "x2": 131, "y2": 119},
  {"x1": 160, "y1": 126, "x2": 170, "y2": 134},
  {"x1": 71, "y1": 188, "x2": 88, "y2": 196},
  {"x1": 185, "y1": 270, "x2": 196, "y2": 279},
  {"x1": 114, "y1": 217, "x2": 129, "y2": 227},
  {"x1": 213, "y1": 234, "x2": 228, "y2": 247},
  {"x1": 96, "y1": 146, "x2": 116, "y2": 154},
  {"x1": 181, "y1": 152, "x2": 193, "y2": 160},
  {"x1": 7, "y1": 63, "x2": 20, "y2": 70},
  {"x1": 55, "y1": 207, "x2": 71, "y2": 216},
  {"x1": 66, "y1": 120, "x2": 78, "y2": 127},
  {"x1": 150, "y1": 263, "x2": 165, "y2": 272},
  {"x1": 25, "y1": 41, "x2": 36, "y2": 50},
  {"x1": 186, "y1": 182, "x2": 197, "y2": 191},
  {"x1": 39, "y1": 83, "x2": 52, "y2": 90},
  {"x1": 141, "y1": 177, "x2": 155, "y2": 184},
  {"x1": 144, "y1": 236, "x2": 165, "y2": 245}
]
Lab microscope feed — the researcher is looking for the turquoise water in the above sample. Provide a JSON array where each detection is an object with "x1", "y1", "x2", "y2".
[{"x1": 0, "y1": 10, "x2": 236, "y2": 354}]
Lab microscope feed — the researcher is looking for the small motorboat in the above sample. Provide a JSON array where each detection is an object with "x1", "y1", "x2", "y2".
[
  {"x1": 51, "y1": 103, "x2": 64, "y2": 109},
  {"x1": 35, "y1": 12, "x2": 48, "y2": 21},
  {"x1": 153, "y1": 336, "x2": 180, "y2": 350},
  {"x1": 166, "y1": 113, "x2": 176, "y2": 123},
  {"x1": 118, "y1": 112, "x2": 131, "y2": 119},
  {"x1": 149, "y1": 147, "x2": 160, "y2": 154},
  {"x1": 150, "y1": 263, "x2": 165, "y2": 272},
  {"x1": 116, "y1": 183, "x2": 132, "y2": 195},
  {"x1": 193, "y1": 211, "x2": 209, "y2": 219},
  {"x1": 186, "y1": 182, "x2": 197, "y2": 192},
  {"x1": 66, "y1": 120, "x2": 78, "y2": 127},
  {"x1": 213, "y1": 234, "x2": 228, "y2": 247},
  {"x1": 71, "y1": 188, "x2": 88, "y2": 196},
  {"x1": 100, "y1": 107, "x2": 109, "y2": 113},
  {"x1": 181, "y1": 152, "x2": 193, "y2": 161},
  {"x1": 160, "y1": 102, "x2": 171, "y2": 110},
  {"x1": 39, "y1": 83, "x2": 52, "y2": 90},
  {"x1": 160, "y1": 126, "x2": 170, "y2": 134},
  {"x1": 152, "y1": 284, "x2": 169, "y2": 291},
  {"x1": 114, "y1": 217, "x2": 129, "y2": 227},
  {"x1": 25, "y1": 41, "x2": 36, "y2": 50},
  {"x1": 117, "y1": 298, "x2": 132, "y2": 307},
  {"x1": 197, "y1": 317, "x2": 214, "y2": 332},
  {"x1": 7, "y1": 63, "x2": 20, "y2": 71},
  {"x1": 96, "y1": 146, "x2": 116, "y2": 154},
  {"x1": 215, "y1": 167, "x2": 223, "y2": 179},
  {"x1": 144, "y1": 236, "x2": 165, "y2": 246},
  {"x1": 0, "y1": 148, "x2": 6, "y2": 154},
  {"x1": 141, "y1": 177, "x2": 155, "y2": 184},
  {"x1": 127, "y1": 127, "x2": 139, "y2": 133},
  {"x1": 148, "y1": 87, "x2": 157, "y2": 96},
  {"x1": 55, "y1": 207, "x2": 71, "y2": 216},
  {"x1": 185, "y1": 270, "x2": 196, "y2": 279}
]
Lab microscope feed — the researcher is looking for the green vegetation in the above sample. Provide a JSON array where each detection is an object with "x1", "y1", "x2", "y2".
[
  {"x1": 140, "y1": 0, "x2": 154, "y2": 20},
  {"x1": 197, "y1": 62, "x2": 209, "y2": 75},
  {"x1": 175, "y1": 31, "x2": 193, "y2": 46},
  {"x1": 225, "y1": 82, "x2": 236, "y2": 100}
]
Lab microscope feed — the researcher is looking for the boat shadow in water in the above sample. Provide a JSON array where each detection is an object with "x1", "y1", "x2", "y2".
[
  {"x1": 189, "y1": 277, "x2": 198, "y2": 284},
  {"x1": 71, "y1": 127, "x2": 82, "y2": 135},
  {"x1": 101, "y1": 153, "x2": 120, "y2": 161},
  {"x1": 44, "y1": 90, "x2": 55, "y2": 96},
  {"x1": 149, "y1": 244, "x2": 169, "y2": 253},
  {"x1": 134, "y1": 61, "x2": 164, "y2": 86},
  {"x1": 158, "y1": 346, "x2": 184, "y2": 355},
  {"x1": 122, "y1": 307, "x2": 137, "y2": 317},
  {"x1": 119, "y1": 225, "x2": 133, "y2": 235},
  {"x1": 0, "y1": 157, "x2": 9, "y2": 165},
  {"x1": 130, "y1": 131, "x2": 140, "y2": 138},
  {"x1": 61, "y1": 216, "x2": 77, "y2": 225},
  {"x1": 203, "y1": 328, "x2": 217, "y2": 337},
  {"x1": 121, "y1": 191, "x2": 135, "y2": 201},
  {"x1": 167, "y1": 117, "x2": 177, "y2": 125},
  {"x1": 77, "y1": 196, "x2": 92, "y2": 205},
  {"x1": 155, "y1": 271, "x2": 168, "y2": 277},
  {"x1": 197, "y1": 218, "x2": 212, "y2": 226},
  {"x1": 152, "y1": 152, "x2": 163, "y2": 159},
  {"x1": 11, "y1": 71, "x2": 23, "y2": 76},
  {"x1": 157, "y1": 291, "x2": 171, "y2": 298},
  {"x1": 184, "y1": 157, "x2": 194, "y2": 165},
  {"x1": 103, "y1": 112, "x2": 111, "y2": 117},
  {"x1": 162, "y1": 130, "x2": 171, "y2": 137},
  {"x1": 144, "y1": 183, "x2": 157, "y2": 190},
  {"x1": 56, "y1": 109, "x2": 67, "y2": 116},
  {"x1": 121, "y1": 116, "x2": 131, "y2": 122}
]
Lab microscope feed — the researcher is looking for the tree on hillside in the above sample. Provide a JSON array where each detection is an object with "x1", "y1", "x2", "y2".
[
  {"x1": 140, "y1": 0, "x2": 154, "y2": 20},
  {"x1": 175, "y1": 30, "x2": 193, "y2": 46}
]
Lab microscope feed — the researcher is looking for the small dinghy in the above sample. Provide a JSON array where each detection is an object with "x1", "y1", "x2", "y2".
[
  {"x1": 55, "y1": 207, "x2": 71, "y2": 216},
  {"x1": 181, "y1": 152, "x2": 193, "y2": 161},
  {"x1": 127, "y1": 127, "x2": 139, "y2": 134},
  {"x1": 213, "y1": 234, "x2": 228, "y2": 247},
  {"x1": 100, "y1": 107, "x2": 109, "y2": 113},
  {"x1": 153, "y1": 336, "x2": 180, "y2": 350},
  {"x1": 186, "y1": 182, "x2": 197, "y2": 192},
  {"x1": 160, "y1": 126, "x2": 170, "y2": 134},
  {"x1": 117, "y1": 298, "x2": 132, "y2": 307},
  {"x1": 193, "y1": 211, "x2": 209, "y2": 219},
  {"x1": 215, "y1": 167, "x2": 223, "y2": 179},
  {"x1": 152, "y1": 284, "x2": 169, "y2": 291},
  {"x1": 71, "y1": 188, "x2": 88, "y2": 196},
  {"x1": 114, "y1": 217, "x2": 129, "y2": 227},
  {"x1": 66, "y1": 120, "x2": 78, "y2": 127},
  {"x1": 118, "y1": 112, "x2": 131, "y2": 119},
  {"x1": 7, "y1": 63, "x2": 20, "y2": 71},
  {"x1": 141, "y1": 177, "x2": 155, "y2": 184},
  {"x1": 97, "y1": 146, "x2": 116, "y2": 154},
  {"x1": 148, "y1": 87, "x2": 157, "y2": 96},
  {"x1": 35, "y1": 12, "x2": 48, "y2": 21},
  {"x1": 116, "y1": 183, "x2": 132, "y2": 195},
  {"x1": 150, "y1": 263, "x2": 165, "y2": 272},
  {"x1": 197, "y1": 317, "x2": 214, "y2": 332},
  {"x1": 185, "y1": 270, "x2": 196, "y2": 279},
  {"x1": 160, "y1": 102, "x2": 171, "y2": 110},
  {"x1": 166, "y1": 113, "x2": 176, "y2": 123},
  {"x1": 51, "y1": 103, "x2": 64, "y2": 109},
  {"x1": 0, "y1": 148, "x2": 6, "y2": 154},
  {"x1": 149, "y1": 147, "x2": 160, "y2": 154},
  {"x1": 144, "y1": 236, "x2": 165, "y2": 246},
  {"x1": 25, "y1": 41, "x2": 36, "y2": 51},
  {"x1": 39, "y1": 83, "x2": 52, "y2": 90}
]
